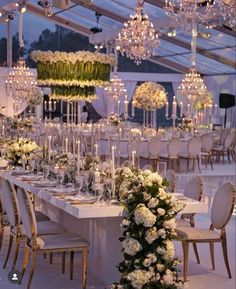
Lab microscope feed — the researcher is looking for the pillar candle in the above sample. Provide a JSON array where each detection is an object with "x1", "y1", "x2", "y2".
[
  {"x1": 165, "y1": 101, "x2": 169, "y2": 117},
  {"x1": 77, "y1": 140, "x2": 80, "y2": 173},
  {"x1": 180, "y1": 101, "x2": 183, "y2": 117},
  {"x1": 131, "y1": 100, "x2": 135, "y2": 117},
  {"x1": 172, "y1": 96, "x2": 177, "y2": 117},
  {"x1": 132, "y1": 150, "x2": 136, "y2": 167},
  {"x1": 65, "y1": 138, "x2": 68, "y2": 154},
  {"x1": 94, "y1": 143, "x2": 98, "y2": 157},
  {"x1": 111, "y1": 146, "x2": 115, "y2": 179},
  {"x1": 48, "y1": 135, "x2": 52, "y2": 161}
]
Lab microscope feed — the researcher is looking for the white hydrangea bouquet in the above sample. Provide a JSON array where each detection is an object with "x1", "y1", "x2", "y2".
[
  {"x1": 133, "y1": 82, "x2": 167, "y2": 111},
  {"x1": 7, "y1": 138, "x2": 41, "y2": 166},
  {"x1": 112, "y1": 167, "x2": 184, "y2": 289}
]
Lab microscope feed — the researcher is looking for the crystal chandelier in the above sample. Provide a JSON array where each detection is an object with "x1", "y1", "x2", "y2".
[
  {"x1": 116, "y1": 0, "x2": 160, "y2": 65},
  {"x1": 5, "y1": 58, "x2": 38, "y2": 112},
  {"x1": 164, "y1": 0, "x2": 221, "y2": 32},
  {"x1": 220, "y1": 0, "x2": 236, "y2": 29},
  {"x1": 104, "y1": 73, "x2": 127, "y2": 100},
  {"x1": 177, "y1": 26, "x2": 211, "y2": 116}
]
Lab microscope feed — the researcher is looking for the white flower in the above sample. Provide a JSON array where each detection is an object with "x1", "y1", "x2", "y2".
[
  {"x1": 156, "y1": 264, "x2": 165, "y2": 272},
  {"x1": 143, "y1": 191, "x2": 151, "y2": 201},
  {"x1": 144, "y1": 173, "x2": 163, "y2": 187},
  {"x1": 157, "y1": 229, "x2": 167, "y2": 239},
  {"x1": 148, "y1": 198, "x2": 159, "y2": 208},
  {"x1": 127, "y1": 269, "x2": 154, "y2": 289},
  {"x1": 120, "y1": 219, "x2": 131, "y2": 230},
  {"x1": 134, "y1": 204, "x2": 156, "y2": 227},
  {"x1": 157, "y1": 208, "x2": 165, "y2": 216},
  {"x1": 164, "y1": 240, "x2": 175, "y2": 260},
  {"x1": 147, "y1": 253, "x2": 157, "y2": 263},
  {"x1": 163, "y1": 218, "x2": 176, "y2": 230},
  {"x1": 158, "y1": 188, "x2": 167, "y2": 200},
  {"x1": 145, "y1": 227, "x2": 158, "y2": 244},
  {"x1": 156, "y1": 246, "x2": 166, "y2": 255},
  {"x1": 122, "y1": 238, "x2": 142, "y2": 256},
  {"x1": 162, "y1": 269, "x2": 174, "y2": 285},
  {"x1": 143, "y1": 258, "x2": 152, "y2": 267}
]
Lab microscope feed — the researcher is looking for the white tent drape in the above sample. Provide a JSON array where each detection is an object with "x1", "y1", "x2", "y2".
[{"x1": 93, "y1": 80, "x2": 137, "y2": 118}]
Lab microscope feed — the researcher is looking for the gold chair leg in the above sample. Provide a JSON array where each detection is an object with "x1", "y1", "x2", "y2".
[
  {"x1": 221, "y1": 239, "x2": 232, "y2": 278},
  {"x1": 209, "y1": 242, "x2": 215, "y2": 270},
  {"x1": 82, "y1": 248, "x2": 88, "y2": 289},
  {"x1": 19, "y1": 244, "x2": 30, "y2": 284},
  {"x1": 70, "y1": 251, "x2": 74, "y2": 280},
  {"x1": 192, "y1": 243, "x2": 200, "y2": 264},
  {"x1": 49, "y1": 252, "x2": 53, "y2": 264},
  {"x1": 27, "y1": 251, "x2": 37, "y2": 289},
  {"x1": 3, "y1": 233, "x2": 13, "y2": 268},
  {"x1": 0, "y1": 224, "x2": 4, "y2": 251},
  {"x1": 62, "y1": 252, "x2": 66, "y2": 274},
  {"x1": 182, "y1": 241, "x2": 189, "y2": 282},
  {"x1": 12, "y1": 235, "x2": 21, "y2": 269}
]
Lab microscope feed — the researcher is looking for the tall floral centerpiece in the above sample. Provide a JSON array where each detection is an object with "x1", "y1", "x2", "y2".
[
  {"x1": 112, "y1": 167, "x2": 184, "y2": 289},
  {"x1": 194, "y1": 91, "x2": 212, "y2": 125},
  {"x1": 31, "y1": 50, "x2": 116, "y2": 102},
  {"x1": 133, "y1": 82, "x2": 167, "y2": 128}
]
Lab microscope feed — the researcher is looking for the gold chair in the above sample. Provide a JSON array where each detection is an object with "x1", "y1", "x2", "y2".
[
  {"x1": 0, "y1": 179, "x2": 65, "y2": 269},
  {"x1": 179, "y1": 136, "x2": 201, "y2": 173},
  {"x1": 201, "y1": 133, "x2": 214, "y2": 169},
  {"x1": 17, "y1": 186, "x2": 89, "y2": 289},
  {"x1": 212, "y1": 133, "x2": 234, "y2": 163},
  {"x1": 165, "y1": 170, "x2": 176, "y2": 193},
  {"x1": 176, "y1": 182, "x2": 235, "y2": 282}
]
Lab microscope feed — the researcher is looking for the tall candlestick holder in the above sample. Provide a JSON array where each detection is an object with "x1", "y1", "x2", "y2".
[
  {"x1": 165, "y1": 96, "x2": 183, "y2": 128},
  {"x1": 44, "y1": 99, "x2": 56, "y2": 120}
]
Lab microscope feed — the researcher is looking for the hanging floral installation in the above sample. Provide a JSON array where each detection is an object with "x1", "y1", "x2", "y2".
[
  {"x1": 133, "y1": 82, "x2": 167, "y2": 110},
  {"x1": 31, "y1": 50, "x2": 116, "y2": 101},
  {"x1": 50, "y1": 86, "x2": 97, "y2": 102},
  {"x1": 194, "y1": 91, "x2": 212, "y2": 111},
  {"x1": 112, "y1": 167, "x2": 184, "y2": 289}
]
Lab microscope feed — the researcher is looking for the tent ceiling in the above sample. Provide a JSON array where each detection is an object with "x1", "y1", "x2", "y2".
[{"x1": 0, "y1": 0, "x2": 235, "y2": 75}]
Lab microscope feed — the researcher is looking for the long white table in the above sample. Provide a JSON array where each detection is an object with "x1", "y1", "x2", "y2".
[{"x1": 0, "y1": 170, "x2": 208, "y2": 287}]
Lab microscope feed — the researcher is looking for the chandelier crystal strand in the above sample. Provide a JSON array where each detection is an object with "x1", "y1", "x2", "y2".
[
  {"x1": 220, "y1": 0, "x2": 236, "y2": 29},
  {"x1": 177, "y1": 25, "x2": 209, "y2": 117},
  {"x1": 164, "y1": 0, "x2": 222, "y2": 32},
  {"x1": 116, "y1": 0, "x2": 160, "y2": 65},
  {"x1": 5, "y1": 12, "x2": 39, "y2": 114}
]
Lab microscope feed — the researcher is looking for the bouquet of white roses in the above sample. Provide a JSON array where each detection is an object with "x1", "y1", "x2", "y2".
[
  {"x1": 133, "y1": 82, "x2": 167, "y2": 110},
  {"x1": 112, "y1": 167, "x2": 184, "y2": 289},
  {"x1": 7, "y1": 138, "x2": 41, "y2": 166}
]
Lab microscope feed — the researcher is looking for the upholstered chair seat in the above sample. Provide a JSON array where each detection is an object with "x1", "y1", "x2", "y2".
[{"x1": 176, "y1": 227, "x2": 220, "y2": 240}]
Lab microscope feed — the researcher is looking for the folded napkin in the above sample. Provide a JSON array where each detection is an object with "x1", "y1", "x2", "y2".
[
  {"x1": 21, "y1": 175, "x2": 44, "y2": 181},
  {"x1": 45, "y1": 187, "x2": 78, "y2": 196},
  {"x1": 10, "y1": 170, "x2": 30, "y2": 176},
  {"x1": 64, "y1": 195, "x2": 96, "y2": 204},
  {"x1": 33, "y1": 180, "x2": 58, "y2": 187}
]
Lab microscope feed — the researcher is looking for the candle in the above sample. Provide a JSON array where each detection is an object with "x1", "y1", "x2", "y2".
[
  {"x1": 48, "y1": 135, "x2": 52, "y2": 161},
  {"x1": 117, "y1": 100, "x2": 121, "y2": 116},
  {"x1": 44, "y1": 100, "x2": 47, "y2": 110},
  {"x1": 94, "y1": 143, "x2": 98, "y2": 157},
  {"x1": 172, "y1": 96, "x2": 177, "y2": 117},
  {"x1": 187, "y1": 103, "x2": 190, "y2": 116},
  {"x1": 131, "y1": 100, "x2": 135, "y2": 117},
  {"x1": 132, "y1": 150, "x2": 136, "y2": 167},
  {"x1": 111, "y1": 146, "x2": 115, "y2": 179},
  {"x1": 95, "y1": 170, "x2": 100, "y2": 183},
  {"x1": 2, "y1": 125, "x2": 5, "y2": 138},
  {"x1": 48, "y1": 100, "x2": 52, "y2": 111},
  {"x1": 65, "y1": 138, "x2": 68, "y2": 154},
  {"x1": 165, "y1": 101, "x2": 169, "y2": 117},
  {"x1": 77, "y1": 140, "x2": 80, "y2": 173},
  {"x1": 214, "y1": 104, "x2": 218, "y2": 115},
  {"x1": 180, "y1": 101, "x2": 183, "y2": 117}
]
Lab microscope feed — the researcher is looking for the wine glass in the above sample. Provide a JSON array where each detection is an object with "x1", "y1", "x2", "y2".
[
  {"x1": 21, "y1": 156, "x2": 27, "y2": 171},
  {"x1": 95, "y1": 183, "x2": 104, "y2": 203},
  {"x1": 1, "y1": 148, "x2": 7, "y2": 159},
  {"x1": 58, "y1": 166, "x2": 66, "y2": 188},
  {"x1": 75, "y1": 174, "x2": 84, "y2": 195},
  {"x1": 43, "y1": 164, "x2": 50, "y2": 179},
  {"x1": 29, "y1": 159, "x2": 36, "y2": 174}
]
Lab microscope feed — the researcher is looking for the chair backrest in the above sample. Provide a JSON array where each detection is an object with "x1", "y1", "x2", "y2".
[
  {"x1": 201, "y1": 133, "x2": 214, "y2": 152},
  {"x1": 168, "y1": 138, "x2": 181, "y2": 157},
  {"x1": 1, "y1": 179, "x2": 19, "y2": 227},
  {"x1": 211, "y1": 182, "x2": 235, "y2": 230},
  {"x1": 184, "y1": 176, "x2": 203, "y2": 201},
  {"x1": 17, "y1": 187, "x2": 37, "y2": 239},
  {"x1": 166, "y1": 170, "x2": 176, "y2": 193},
  {"x1": 142, "y1": 164, "x2": 154, "y2": 171},
  {"x1": 224, "y1": 133, "x2": 234, "y2": 149},
  {"x1": 220, "y1": 128, "x2": 230, "y2": 145},
  {"x1": 148, "y1": 138, "x2": 162, "y2": 156},
  {"x1": 187, "y1": 136, "x2": 201, "y2": 156}
]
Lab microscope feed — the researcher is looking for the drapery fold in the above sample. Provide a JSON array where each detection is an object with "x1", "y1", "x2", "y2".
[{"x1": 93, "y1": 81, "x2": 137, "y2": 118}]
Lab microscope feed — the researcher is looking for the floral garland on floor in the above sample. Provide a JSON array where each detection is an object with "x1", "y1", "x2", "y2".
[
  {"x1": 112, "y1": 167, "x2": 184, "y2": 289},
  {"x1": 133, "y1": 82, "x2": 167, "y2": 111}
]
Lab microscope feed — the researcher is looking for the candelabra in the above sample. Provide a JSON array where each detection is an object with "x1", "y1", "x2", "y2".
[
  {"x1": 44, "y1": 99, "x2": 56, "y2": 120},
  {"x1": 165, "y1": 96, "x2": 183, "y2": 128}
]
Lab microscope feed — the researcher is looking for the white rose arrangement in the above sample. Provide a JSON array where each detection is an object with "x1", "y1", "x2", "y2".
[
  {"x1": 7, "y1": 138, "x2": 41, "y2": 166},
  {"x1": 112, "y1": 167, "x2": 184, "y2": 289},
  {"x1": 133, "y1": 82, "x2": 167, "y2": 111}
]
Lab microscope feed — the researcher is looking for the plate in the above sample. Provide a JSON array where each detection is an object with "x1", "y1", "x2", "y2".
[{"x1": 65, "y1": 196, "x2": 96, "y2": 204}]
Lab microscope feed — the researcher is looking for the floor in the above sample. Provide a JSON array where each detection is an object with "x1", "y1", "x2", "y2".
[{"x1": 0, "y1": 162, "x2": 235, "y2": 289}]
